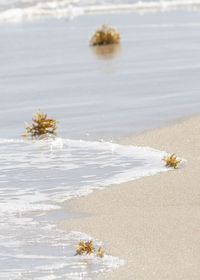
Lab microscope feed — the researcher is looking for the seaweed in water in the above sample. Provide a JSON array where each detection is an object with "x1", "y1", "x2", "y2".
[
  {"x1": 91, "y1": 23, "x2": 120, "y2": 46},
  {"x1": 22, "y1": 109, "x2": 59, "y2": 138},
  {"x1": 163, "y1": 153, "x2": 181, "y2": 168},
  {"x1": 74, "y1": 240, "x2": 96, "y2": 256},
  {"x1": 74, "y1": 240, "x2": 105, "y2": 258},
  {"x1": 91, "y1": 44, "x2": 121, "y2": 60}
]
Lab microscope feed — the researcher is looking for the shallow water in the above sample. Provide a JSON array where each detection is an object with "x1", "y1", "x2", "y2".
[
  {"x1": 0, "y1": 10, "x2": 200, "y2": 280},
  {"x1": 0, "y1": 137, "x2": 167, "y2": 279},
  {"x1": 0, "y1": 137, "x2": 167, "y2": 210},
  {"x1": 1, "y1": 11, "x2": 200, "y2": 140}
]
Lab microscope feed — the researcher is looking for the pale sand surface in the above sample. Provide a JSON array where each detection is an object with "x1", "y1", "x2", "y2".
[{"x1": 58, "y1": 115, "x2": 200, "y2": 279}]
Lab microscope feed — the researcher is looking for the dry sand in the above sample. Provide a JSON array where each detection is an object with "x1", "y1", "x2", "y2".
[{"x1": 58, "y1": 115, "x2": 200, "y2": 280}]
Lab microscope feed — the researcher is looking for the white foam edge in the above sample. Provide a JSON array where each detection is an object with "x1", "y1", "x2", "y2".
[
  {"x1": 70, "y1": 230, "x2": 124, "y2": 268},
  {"x1": 0, "y1": 0, "x2": 200, "y2": 23}
]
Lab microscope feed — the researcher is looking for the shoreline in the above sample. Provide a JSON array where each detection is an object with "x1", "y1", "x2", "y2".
[
  {"x1": 58, "y1": 114, "x2": 200, "y2": 279},
  {"x1": 2, "y1": 6, "x2": 200, "y2": 279},
  {"x1": 118, "y1": 112, "x2": 200, "y2": 147}
]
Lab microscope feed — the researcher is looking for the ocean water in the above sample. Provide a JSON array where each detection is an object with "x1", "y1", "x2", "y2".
[
  {"x1": 0, "y1": 0, "x2": 200, "y2": 22},
  {"x1": 0, "y1": 137, "x2": 168, "y2": 279},
  {"x1": 1, "y1": 6, "x2": 200, "y2": 280}
]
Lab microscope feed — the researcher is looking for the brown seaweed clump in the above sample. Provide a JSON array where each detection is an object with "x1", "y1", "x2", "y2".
[
  {"x1": 96, "y1": 247, "x2": 105, "y2": 258},
  {"x1": 163, "y1": 153, "x2": 181, "y2": 168},
  {"x1": 74, "y1": 240, "x2": 105, "y2": 258},
  {"x1": 74, "y1": 240, "x2": 96, "y2": 255},
  {"x1": 22, "y1": 109, "x2": 59, "y2": 138},
  {"x1": 91, "y1": 24, "x2": 120, "y2": 46}
]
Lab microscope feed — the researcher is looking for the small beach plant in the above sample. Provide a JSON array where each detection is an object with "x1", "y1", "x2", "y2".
[
  {"x1": 163, "y1": 153, "x2": 181, "y2": 168},
  {"x1": 74, "y1": 240, "x2": 105, "y2": 258},
  {"x1": 22, "y1": 109, "x2": 59, "y2": 138},
  {"x1": 91, "y1": 23, "x2": 120, "y2": 46}
]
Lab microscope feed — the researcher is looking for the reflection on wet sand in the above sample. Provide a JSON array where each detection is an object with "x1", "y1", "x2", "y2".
[{"x1": 91, "y1": 44, "x2": 121, "y2": 60}]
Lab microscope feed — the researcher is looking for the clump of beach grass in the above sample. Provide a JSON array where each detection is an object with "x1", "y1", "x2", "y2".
[
  {"x1": 74, "y1": 240, "x2": 105, "y2": 258},
  {"x1": 91, "y1": 23, "x2": 120, "y2": 46},
  {"x1": 163, "y1": 153, "x2": 181, "y2": 168},
  {"x1": 22, "y1": 109, "x2": 59, "y2": 138}
]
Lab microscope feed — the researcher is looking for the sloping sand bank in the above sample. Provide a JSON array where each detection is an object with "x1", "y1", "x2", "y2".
[{"x1": 58, "y1": 115, "x2": 200, "y2": 279}]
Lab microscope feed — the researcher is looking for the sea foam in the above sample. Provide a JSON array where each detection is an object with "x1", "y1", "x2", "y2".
[
  {"x1": 0, "y1": 137, "x2": 168, "y2": 212},
  {"x1": 0, "y1": 0, "x2": 200, "y2": 22},
  {"x1": 0, "y1": 137, "x2": 168, "y2": 279}
]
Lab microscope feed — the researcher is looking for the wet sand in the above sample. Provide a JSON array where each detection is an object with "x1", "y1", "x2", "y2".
[{"x1": 58, "y1": 115, "x2": 200, "y2": 279}]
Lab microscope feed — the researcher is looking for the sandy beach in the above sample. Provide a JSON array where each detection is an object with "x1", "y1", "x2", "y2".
[{"x1": 58, "y1": 115, "x2": 200, "y2": 279}]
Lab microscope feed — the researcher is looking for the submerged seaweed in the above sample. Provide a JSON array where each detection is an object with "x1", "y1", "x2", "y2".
[
  {"x1": 74, "y1": 240, "x2": 105, "y2": 258},
  {"x1": 163, "y1": 153, "x2": 181, "y2": 168},
  {"x1": 22, "y1": 109, "x2": 59, "y2": 138},
  {"x1": 91, "y1": 24, "x2": 120, "y2": 46}
]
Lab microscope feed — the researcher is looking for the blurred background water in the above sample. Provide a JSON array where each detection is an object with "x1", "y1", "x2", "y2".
[
  {"x1": 1, "y1": 11, "x2": 200, "y2": 140},
  {"x1": 0, "y1": 0, "x2": 200, "y2": 22}
]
